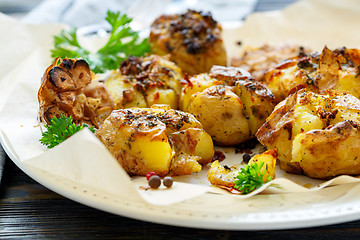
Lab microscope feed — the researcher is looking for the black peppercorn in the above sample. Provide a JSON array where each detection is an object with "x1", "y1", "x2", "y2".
[
  {"x1": 148, "y1": 175, "x2": 161, "y2": 189},
  {"x1": 163, "y1": 176, "x2": 173, "y2": 188},
  {"x1": 242, "y1": 153, "x2": 251, "y2": 163}
]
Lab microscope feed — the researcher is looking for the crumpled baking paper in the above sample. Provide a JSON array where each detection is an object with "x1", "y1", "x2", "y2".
[{"x1": 1, "y1": 0, "x2": 360, "y2": 206}]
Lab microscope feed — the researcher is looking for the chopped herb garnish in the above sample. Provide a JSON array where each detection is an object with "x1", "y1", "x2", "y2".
[
  {"x1": 40, "y1": 114, "x2": 95, "y2": 149},
  {"x1": 234, "y1": 161, "x2": 272, "y2": 194},
  {"x1": 51, "y1": 10, "x2": 150, "y2": 74}
]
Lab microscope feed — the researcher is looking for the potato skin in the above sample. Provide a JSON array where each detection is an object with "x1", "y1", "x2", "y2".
[
  {"x1": 96, "y1": 105, "x2": 214, "y2": 176},
  {"x1": 234, "y1": 80, "x2": 276, "y2": 137},
  {"x1": 262, "y1": 46, "x2": 360, "y2": 103},
  {"x1": 187, "y1": 85, "x2": 250, "y2": 146},
  {"x1": 207, "y1": 149, "x2": 277, "y2": 188},
  {"x1": 248, "y1": 149, "x2": 277, "y2": 182},
  {"x1": 96, "y1": 109, "x2": 173, "y2": 176},
  {"x1": 169, "y1": 128, "x2": 214, "y2": 175},
  {"x1": 207, "y1": 160, "x2": 238, "y2": 188},
  {"x1": 183, "y1": 66, "x2": 275, "y2": 146},
  {"x1": 149, "y1": 9, "x2": 226, "y2": 75},
  {"x1": 231, "y1": 44, "x2": 310, "y2": 82},
  {"x1": 256, "y1": 89, "x2": 360, "y2": 179},
  {"x1": 105, "y1": 55, "x2": 183, "y2": 110},
  {"x1": 179, "y1": 73, "x2": 221, "y2": 111},
  {"x1": 293, "y1": 121, "x2": 360, "y2": 179}
]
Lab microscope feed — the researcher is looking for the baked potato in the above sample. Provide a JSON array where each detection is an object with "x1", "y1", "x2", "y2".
[
  {"x1": 105, "y1": 55, "x2": 183, "y2": 110},
  {"x1": 207, "y1": 149, "x2": 277, "y2": 188},
  {"x1": 149, "y1": 9, "x2": 227, "y2": 75},
  {"x1": 96, "y1": 105, "x2": 214, "y2": 176},
  {"x1": 248, "y1": 148, "x2": 277, "y2": 183},
  {"x1": 256, "y1": 89, "x2": 360, "y2": 179},
  {"x1": 179, "y1": 73, "x2": 221, "y2": 111},
  {"x1": 231, "y1": 44, "x2": 311, "y2": 82},
  {"x1": 182, "y1": 66, "x2": 275, "y2": 146},
  {"x1": 262, "y1": 46, "x2": 360, "y2": 103},
  {"x1": 38, "y1": 58, "x2": 114, "y2": 128}
]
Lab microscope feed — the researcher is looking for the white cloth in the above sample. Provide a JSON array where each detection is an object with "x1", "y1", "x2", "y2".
[
  {"x1": 22, "y1": 0, "x2": 133, "y2": 27},
  {"x1": 22, "y1": 0, "x2": 256, "y2": 27}
]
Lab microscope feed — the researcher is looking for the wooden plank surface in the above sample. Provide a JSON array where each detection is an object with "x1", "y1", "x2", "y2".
[
  {"x1": 2, "y1": 0, "x2": 360, "y2": 239},
  {"x1": 2, "y1": 158, "x2": 360, "y2": 239}
]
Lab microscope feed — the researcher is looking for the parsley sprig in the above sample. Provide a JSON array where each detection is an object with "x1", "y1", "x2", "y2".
[
  {"x1": 40, "y1": 114, "x2": 95, "y2": 149},
  {"x1": 234, "y1": 162, "x2": 272, "y2": 194},
  {"x1": 51, "y1": 10, "x2": 150, "y2": 74}
]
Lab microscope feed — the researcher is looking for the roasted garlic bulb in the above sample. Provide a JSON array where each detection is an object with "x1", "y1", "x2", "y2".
[
  {"x1": 38, "y1": 58, "x2": 113, "y2": 128},
  {"x1": 96, "y1": 105, "x2": 214, "y2": 176},
  {"x1": 262, "y1": 46, "x2": 360, "y2": 103},
  {"x1": 149, "y1": 9, "x2": 227, "y2": 75},
  {"x1": 105, "y1": 55, "x2": 183, "y2": 110},
  {"x1": 256, "y1": 89, "x2": 360, "y2": 179},
  {"x1": 181, "y1": 66, "x2": 275, "y2": 146}
]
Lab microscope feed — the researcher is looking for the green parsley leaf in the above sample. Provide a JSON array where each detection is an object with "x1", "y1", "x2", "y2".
[
  {"x1": 40, "y1": 114, "x2": 95, "y2": 149},
  {"x1": 234, "y1": 161, "x2": 272, "y2": 195},
  {"x1": 51, "y1": 10, "x2": 150, "y2": 74}
]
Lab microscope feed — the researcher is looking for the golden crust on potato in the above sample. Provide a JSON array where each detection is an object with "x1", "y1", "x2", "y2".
[
  {"x1": 207, "y1": 160, "x2": 239, "y2": 188},
  {"x1": 187, "y1": 85, "x2": 250, "y2": 146},
  {"x1": 38, "y1": 58, "x2": 114, "y2": 128},
  {"x1": 262, "y1": 46, "x2": 360, "y2": 103},
  {"x1": 96, "y1": 105, "x2": 214, "y2": 176},
  {"x1": 179, "y1": 73, "x2": 221, "y2": 111},
  {"x1": 248, "y1": 148, "x2": 277, "y2": 183},
  {"x1": 182, "y1": 66, "x2": 275, "y2": 146},
  {"x1": 207, "y1": 149, "x2": 277, "y2": 189},
  {"x1": 231, "y1": 44, "x2": 311, "y2": 82},
  {"x1": 149, "y1": 9, "x2": 226, "y2": 75},
  {"x1": 256, "y1": 89, "x2": 360, "y2": 179},
  {"x1": 105, "y1": 55, "x2": 183, "y2": 110}
]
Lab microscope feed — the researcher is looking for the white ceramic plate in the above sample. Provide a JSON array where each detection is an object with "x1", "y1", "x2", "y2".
[{"x1": 2, "y1": 131, "x2": 360, "y2": 230}]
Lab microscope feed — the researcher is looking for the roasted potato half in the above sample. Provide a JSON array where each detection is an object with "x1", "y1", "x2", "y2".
[
  {"x1": 149, "y1": 9, "x2": 227, "y2": 75},
  {"x1": 179, "y1": 73, "x2": 221, "y2": 111},
  {"x1": 207, "y1": 160, "x2": 239, "y2": 188},
  {"x1": 207, "y1": 149, "x2": 277, "y2": 188},
  {"x1": 96, "y1": 105, "x2": 214, "y2": 176},
  {"x1": 187, "y1": 85, "x2": 249, "y2": 146},
  {"x1": 38, "y1": 58, "x2": 114, "y2": 128},
  {"x1": 105, "y1": 55, "x2": 183, "y2": 110},
  {"x1": 248, "y1": 148, "x2": 277, "y2": 182},
  {"x1": 231, "y1": 44, "x2": 311, "y2": 82},
  {"x1": 262, "y1": 46, "x2": 360, "y2": 103},
  {"x1": 257, "y1": 89, "x2": 360, "y2": 179},
  {"x1": 182, "y1": 66, "x2": 275, "y2": 146}
]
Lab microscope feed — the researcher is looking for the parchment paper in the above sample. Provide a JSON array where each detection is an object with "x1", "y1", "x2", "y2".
[{"x1": 1, "y1": 0, "x2": 360, "y2": 206}]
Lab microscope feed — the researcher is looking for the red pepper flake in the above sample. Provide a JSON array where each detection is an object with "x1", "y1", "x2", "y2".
[
  {"x1": 217, "y1": 185, "x2": 242, "y2": 194},
  {"x1": 180, "y1": 74, "x2": 193, "y2": 87},
  {"x1": 139, "y1": 186, "x2": 150, "y2": 190}
]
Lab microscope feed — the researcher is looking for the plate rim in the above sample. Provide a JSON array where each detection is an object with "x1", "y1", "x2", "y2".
[{"x1": 2, "y1": 130, "x2": 360, "y2": 230}]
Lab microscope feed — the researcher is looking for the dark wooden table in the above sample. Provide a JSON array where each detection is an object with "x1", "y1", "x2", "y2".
[{"x1": 2, "y1": 0, "x2": 360, "y2": 239}]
